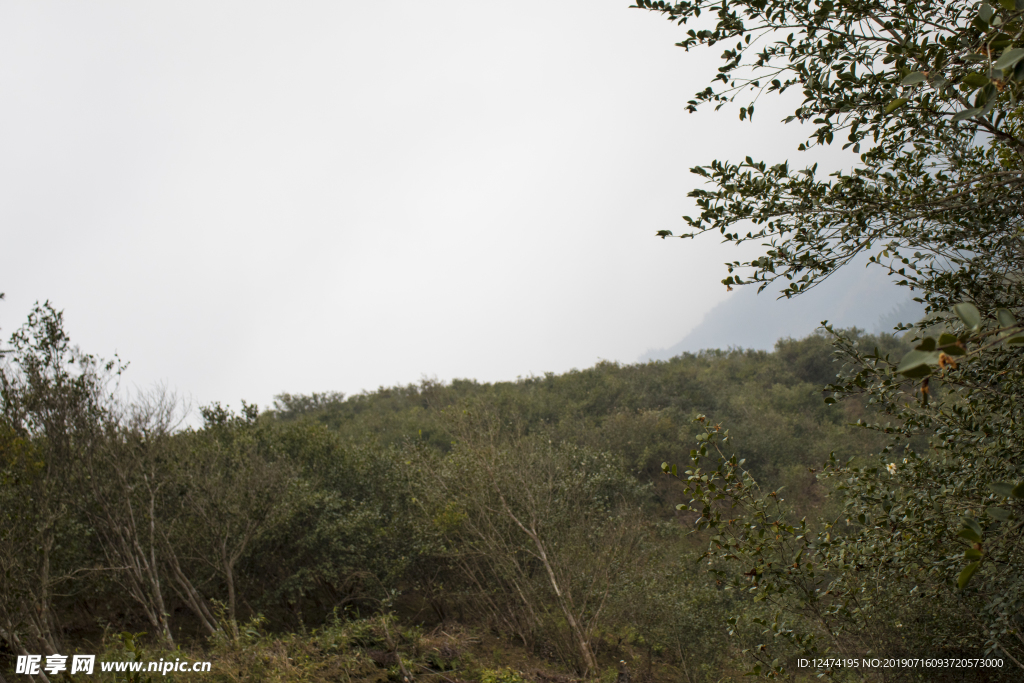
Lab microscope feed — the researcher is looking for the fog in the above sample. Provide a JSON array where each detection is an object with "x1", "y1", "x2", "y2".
[{"x1": 0, "y1": 0, "x2": 899, "y2": 412}]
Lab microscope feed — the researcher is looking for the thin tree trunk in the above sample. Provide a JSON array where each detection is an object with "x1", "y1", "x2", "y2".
[
  {"x1": 499, "y1": 495, "x2": 597, "y2": 675},
  {"x1": 220, "y1": 538, "x2": 239, "y2": 641},
  {"x1": 36, "y1": 531, "x2": 59, "y2": 655},
  {"x1": 163, "y1": 543, "x2": 219, "y2": 637},
  {"x1": 144, "y1": 481, "x2": 173, "y2": 646},
  {"x1": 93, "y1": 480, "x2": 175, "y2": 646}
]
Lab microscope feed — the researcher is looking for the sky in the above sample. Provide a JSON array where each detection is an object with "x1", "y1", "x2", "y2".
[{"x1": 0, "y1": 0, "x2": 888, "y2": 414}]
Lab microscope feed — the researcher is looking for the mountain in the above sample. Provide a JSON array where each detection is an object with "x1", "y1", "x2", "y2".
[{"x1": 640, "y1": 262, "x2": 923, "y2": 361}]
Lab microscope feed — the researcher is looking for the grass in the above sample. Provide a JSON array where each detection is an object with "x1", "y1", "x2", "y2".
[{"x1": 74, "y1": 611, "x2": 731, "y2": 683}]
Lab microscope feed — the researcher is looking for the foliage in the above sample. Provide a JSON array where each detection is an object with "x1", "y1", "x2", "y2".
[
  {"x1": 608, "y1": 542, "x2": 739, "y2": 683},
  {"x1": 645, "y1": 0, "x2": 1024, "y2": 313},
  {"x1": 243, "y1": 427, "x2": 425, "y2": 623},
  {"x1": 1, "y1": 299, "x2": 897, "y2": 681},
  {"x1": 818, "y1": 307, "x2": 1024, "y2": 668},
  {"x1": 0, "y1": 302, "x2": 121, "y2": 657},
  {"x1": 274, "y1": 331, "x2": 897, "y2": 487},
  {"x1": 639, "y1": 0, "x2": 1024, "y2": 676},
  {"x1": 421, "y1": 405, "x2": 653, "y2": 676},
  {"x1": 81, "y1": 390, "x2": 185, "y2": 647},
  {"x1": 479, "y1": 666, "x2": 528, "y2": 683},
  {"x1": 667, "y1": 413, "x2": 1024, "y2": 680},
  {"x1": 172, "y1": 405, "x2": 296, "y2": 639},
  {"x1": 102, "y1": 632, "x2": 157, "y2": 683}
]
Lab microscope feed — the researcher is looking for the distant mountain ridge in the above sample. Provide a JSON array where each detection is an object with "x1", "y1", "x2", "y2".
[{"x1": 640, "y1": 262, "x2": 923, "y2": 361}]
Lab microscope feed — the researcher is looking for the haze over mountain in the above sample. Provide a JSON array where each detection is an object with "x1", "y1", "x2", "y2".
[{"x1": 640, "y1": 260, "x2": 924, "y2": 361}]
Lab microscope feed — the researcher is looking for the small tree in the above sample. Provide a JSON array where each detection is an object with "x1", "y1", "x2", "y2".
[
  {"x1": 0, "y1": 302, "x2": 119, "y2": 660},
  {"x1": 169, "y1": 403, "x2": 295, "y2": 641},
  {"x1": 77, "y1": 389, "x2": 194, "y2": 648},
  {"x1": 427, "y1": 406, "x2": 652, "y2": 676}
]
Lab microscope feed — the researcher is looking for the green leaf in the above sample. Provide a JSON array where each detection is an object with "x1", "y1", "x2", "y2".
[
  {"x1": 965, "y1": 548, "x2": 983, "y2": 560},
  {"x1": 958, "y1": 527, "x2": 983, "y2": 544},
  {"x1": 901, "y1": 72, "x2": 926, "y2": 86},
  {"x1": 952, "y1": 107, "x2": 982, "y2": 121},
  {"x1": 958, "y1": 561, "x2": 980, "y2": 590},
  {"x1": 954, "y1": 302, "x2": 982, "y2": 331},
  {"x1": 979, "y1": 3, "x2": 995, "y2": 23},
  {"x1": 962, "y1": 73, "x2": 991, "y2": 89},
  {"x1": 999, "y1": 0, "x2": 1016, "y2": 10},
  {"x1": 938, "y1": 333, "x2": 958, "y2": 347},
  {"x1": 990, "y1": 482, "x2": 1016, "y2": 497},
  {"x1": 987, "y1": 506, "x2": 1012, "y2": 522},
  {"x1": 884, "y1": 98, "x2": 908, "y2": 114},
  {"x1": 1007, "y1": 337, "x2": 1024, "y2": 346},
  {"x1": 994, "y1": 48, "x2": 1024, "y2": 71},
  {"x1": 915, "y1": 336, "x2": 936, "y2": 351},
  {"x1": 963, "y1": 516, "x2": 983, "y2": 538},
  {"x1": 979, "y1": 88, "x2": 999, "y2": 116},
  {"x1": 1012, "y1": 481, "x2": 1024, "y2": 499},
  {"x1": 896, "y1": 349, "x2": 939, "y2": 377},
  {"x1": 997, "y1": 308, "x2": 1017, "y2": 328}
]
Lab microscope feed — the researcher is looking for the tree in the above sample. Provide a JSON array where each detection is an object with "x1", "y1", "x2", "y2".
[
  {"x1": 640, "y1": 0, "x2": 1024, "y2": 677},
  {"x1": 244, "y1": 422, "x2": 424, "y2": 625},
  {"x1": 78, "y1": 389, "x2": 184, "y2": 648},
  {"x1": 643, "y1": 0, "x2": 1024, "y2": 315},
  {"x1": 169, "y1": 403, "x2": 295, "y2": 641},
  {"x1": 0, "y1": 303, "x2": 120, "y2": 665},
  {"x1": 425, "y1": 405, "x2": 652, "y2": 677}
]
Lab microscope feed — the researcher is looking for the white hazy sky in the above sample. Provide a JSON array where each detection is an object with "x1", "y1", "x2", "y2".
[{"x1": 1, "y1": 1, "x2": 843, "y2": 412}]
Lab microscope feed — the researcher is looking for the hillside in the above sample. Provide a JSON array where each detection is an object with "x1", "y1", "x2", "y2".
[{"x1": 2, "y1": 308, "x2": 908, "y2": 682}]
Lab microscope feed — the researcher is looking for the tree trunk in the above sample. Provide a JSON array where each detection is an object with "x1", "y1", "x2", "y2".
[
  {"x1": 499, "y1": 496, "x2": 597, "y2": 676},
  {"x1": 220, "y1": 538, "x2": 240, "y2": 641}
]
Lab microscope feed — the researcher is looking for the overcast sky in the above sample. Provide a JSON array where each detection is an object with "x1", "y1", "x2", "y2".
[{"x1": 1, "y1": 1, "x2": 856, "y2": 413}]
